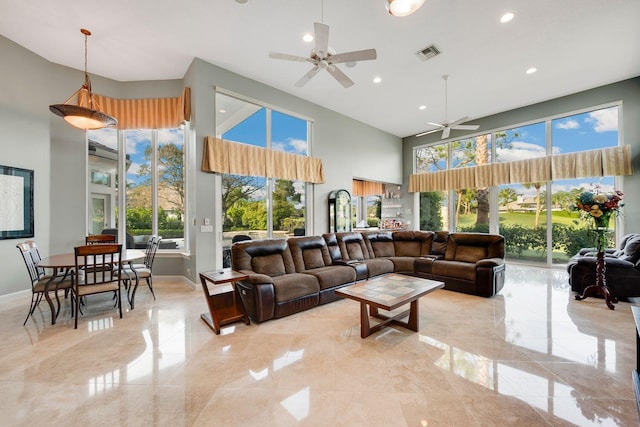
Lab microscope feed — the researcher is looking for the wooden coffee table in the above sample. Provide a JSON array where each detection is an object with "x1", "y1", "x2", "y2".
[{"x1": 335, "y1": 274, "x2": 444, "y2": 338}]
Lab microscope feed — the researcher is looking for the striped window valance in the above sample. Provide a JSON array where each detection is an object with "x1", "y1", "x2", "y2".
[
  {"x1": 352, "y1": 180, "x2": 384, "y2": 197},
  {"x1": 201, "y1": 137, "x2": 325, "y2": 184},
  {"x1": 94, "y1": 87, "x2": 191, "y2": 130},
  {"x1": 408, "y1": 145, "x2": 633, "y2": 193}
]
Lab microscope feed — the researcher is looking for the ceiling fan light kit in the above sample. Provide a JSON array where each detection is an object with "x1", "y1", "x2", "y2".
[
  {"x1": 49, "y1": 28, "x2": 117, "y2": 130},
  {"x1": 386, "y1": 0, "x2": 426, "y2": 17}
]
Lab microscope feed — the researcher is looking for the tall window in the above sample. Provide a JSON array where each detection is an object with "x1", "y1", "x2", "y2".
[
  {"x1": 216, "y1": 92, "x2": 310, "y2": 251},
  {"x1": 88, "y1": 127, "x2": 186, "y2": 250},
  {"x1": 415, "y1": 104, "x2": 621, "y2": 265}
]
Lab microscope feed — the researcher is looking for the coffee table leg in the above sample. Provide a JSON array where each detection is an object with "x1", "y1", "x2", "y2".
[
  {"x1": 407, "y1": 299, "x2": 419, "y2": 332},
  {"x1": 360, "y1": 302, "x2": 372, "y2": 338}
]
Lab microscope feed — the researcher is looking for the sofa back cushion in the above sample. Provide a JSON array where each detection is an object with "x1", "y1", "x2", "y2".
[
  {"x1": 231, "y1": 239, "x2": 294, "y2": 277},
  {"x1": 288, "y1": 236, "x2": 332, "y2": 272},
  {"x1": 393, "y1": 230, "x2": 434, "y2": 257},
  {"x1": 619, "y1": 236, "x2": 640, "y2": 266},
  {"x1": 444, "y1": 233, "x2": 505, "y2": 263},
  {"x1": 335, "y1": 232, "x2": 370, "y2": 260},
  {"x1": 322, "y1": 233, "x2": 343, "y2": 262},
  {"x1": 432, "y1": 231, "x2": 449, "y2": 255},
  {"x1": 363, "y1": 231, "x2": 395, "y2": 257}
]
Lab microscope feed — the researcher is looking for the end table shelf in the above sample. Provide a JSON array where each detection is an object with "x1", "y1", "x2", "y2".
[{"x1": 199, "y1": 269, "x2": 250, "y2": 334}]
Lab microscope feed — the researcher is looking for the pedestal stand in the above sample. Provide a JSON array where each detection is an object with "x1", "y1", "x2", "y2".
[{"x1": 575, "y1": 227, "x2": 617, "y2": 310}]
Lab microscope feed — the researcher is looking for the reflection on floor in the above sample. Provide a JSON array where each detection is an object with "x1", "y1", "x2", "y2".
[{"x1": 1, "y1": 264, "x2": 638, "y2": 426}]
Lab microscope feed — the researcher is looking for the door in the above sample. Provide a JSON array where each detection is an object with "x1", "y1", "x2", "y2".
[{"x1": 90, "y1": 194, "x2": 110, "y2": 234}]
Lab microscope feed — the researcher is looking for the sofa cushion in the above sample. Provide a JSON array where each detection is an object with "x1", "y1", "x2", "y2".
[
  {"x1": 455, "y1": 246, "x2": 488, "y2": 263},
  {"x1": 360, "y1": 258, "x2": 395, "y2": 277},
  {"x1": 619, "y1": 236, "x2": 640, "y2": 265},
  {"x1": 272, "y1": 273, "x2": 320, "y2": 302},
  {"x1": 389, "y1": 256, "x2": 417, "y2": 272},
  {"x1": 303, "y1": 265, "x2": 356, "y2": 290},
  {"x1": 303, "y1": 248, "x2": 326, "y2": 270},
  {"x1": 252, "y1": 254, "x2": 286, "y2": 277},
  {"x1": 432, "y1": 260, "x2": 476, "y2": 282},
  {"x1": 432, "y1": 231, "x2": 449, "y2": 255}
]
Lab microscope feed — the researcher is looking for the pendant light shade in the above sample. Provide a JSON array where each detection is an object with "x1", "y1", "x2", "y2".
[
  {"x1": 49, "y1": 29, "x2": 117, "y2": 130},
  {"x1": 385, "y1": 0, "x2": 426, "y2": 17}
]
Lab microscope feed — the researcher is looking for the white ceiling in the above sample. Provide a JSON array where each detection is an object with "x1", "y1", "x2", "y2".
[{"x1": 1, "y1": 0, "x2": 639, "y2": 138}]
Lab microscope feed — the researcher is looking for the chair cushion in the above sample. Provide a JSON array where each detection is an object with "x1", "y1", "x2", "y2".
[{"x1": 121, "y1": 266, "x2": 151, "y2": 278}]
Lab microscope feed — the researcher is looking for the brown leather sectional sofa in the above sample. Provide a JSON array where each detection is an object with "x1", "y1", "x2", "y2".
[{"x1": 231, "y1": 230, "x2": 506, "y2": 323}]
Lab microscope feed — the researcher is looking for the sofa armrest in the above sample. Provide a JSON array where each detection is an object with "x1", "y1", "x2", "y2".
[
  {"x1": 573, "y1": 257, "x2": 636, "y2": 269},
  {"x1": 235, "y1": 272, "x2": 276, "y2": 323},
  {"x1": 332, "y1": 259, "x2": 361, "y2": 266},
  {"x1": 476, "y1": 258, "x2": 504, "y2": 268},
  {"x1": 236, "y1": 271, "x2": 274, "y2": 286}
]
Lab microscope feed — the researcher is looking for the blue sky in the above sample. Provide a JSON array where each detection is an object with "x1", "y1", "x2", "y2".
[{"x1": 223, "y1": 108, "x2": 308, "y2": 155}]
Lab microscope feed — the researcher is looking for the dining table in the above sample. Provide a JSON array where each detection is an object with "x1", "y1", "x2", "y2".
[{"x1": 37, "y1": 249, "x2": 146, "y2": 325}]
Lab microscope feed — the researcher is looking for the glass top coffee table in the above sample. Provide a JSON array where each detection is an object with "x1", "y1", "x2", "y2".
[{"x1": 335, "y1": 274, "x2": 444, "y2": 338}]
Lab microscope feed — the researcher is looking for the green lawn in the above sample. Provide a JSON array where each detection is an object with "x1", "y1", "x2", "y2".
[{"x1": 457, "y1": 211, "x2": 584, "y2": 229}]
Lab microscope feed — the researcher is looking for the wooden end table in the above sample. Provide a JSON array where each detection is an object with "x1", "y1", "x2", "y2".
[{"x1": 199, "y1": 269, "x2": 250, "y2": 334}]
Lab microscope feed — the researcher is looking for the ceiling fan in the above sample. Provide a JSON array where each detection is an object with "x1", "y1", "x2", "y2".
[
  {"x1": 416, "y1": 75, "x2": 479, "y2": 139},
  {"x1": 269, "y1": 22, "x2": 377, "y2": 88}
]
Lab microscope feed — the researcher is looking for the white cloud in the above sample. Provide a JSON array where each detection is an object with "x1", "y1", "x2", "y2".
[
  {"x1": 288, "y1": 138, "x2": 308, "y2": 154},
  {"x1": 496, "y1": 141, "x2": 546, "y2": 162},
  {"x1": 555, "y1": 119, "x2": 580, "y2": 130},
  {"x1": 586, "y1": 107, "x2": 618, "y2": 133},
  {"x1": 272, "y1": 142, "x2": 286, "y2": 151},
  {"x1": 87, "y1": 128, "x2": 118, "y2": 151}
]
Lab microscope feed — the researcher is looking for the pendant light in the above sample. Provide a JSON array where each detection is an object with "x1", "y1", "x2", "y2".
[
  {"x1": 385, "y1": 0, "x2": 425, "y2": 17},
  {"x1": 49, "y1": 29, "x2": 117, "y2": 130}
]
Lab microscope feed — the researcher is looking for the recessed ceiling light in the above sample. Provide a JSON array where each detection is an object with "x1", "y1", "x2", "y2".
[
  {"x1": 373, "y1": 76, "x2": 382, "y2": 84},
  {"x1": 419, "y1": 105, "x2": 427, "y2": 110},
  {"x1": 526, "y1": 67, "x2": 537, "y2": 75},
  {"x1": 235, "y1": 0, "x2": 248, "y2": 4},
  {"x1": 303, "y1": 33, "x2": 313, "y2": 43},
  {"x1": 500, "y1": 12, "x2": 514, "y2": 23},
  {"x1": 218, "y1": 109, "x2": 227, "y2": 113}
]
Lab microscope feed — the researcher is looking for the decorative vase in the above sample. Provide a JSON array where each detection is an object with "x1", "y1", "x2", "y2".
[{"x1": 594, "y1": 211, "x2": 612, "y2": 230}]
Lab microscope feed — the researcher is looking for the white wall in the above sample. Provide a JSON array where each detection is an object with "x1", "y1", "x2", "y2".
[{"x1": 0, "y1": 36, "x2": 52, "y2": 295}]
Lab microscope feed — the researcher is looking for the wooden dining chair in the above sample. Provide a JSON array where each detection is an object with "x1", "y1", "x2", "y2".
[
  {"x1": 85, "y1": 234, "x2": 117, "y2": 244},
  {"x1": 73, "y1": 244, "x2": 124, "y2": 329},
  {"x1": 121, "y1": 236, "x2": 161, "y2": 309},
  {"x1": 17, "y1": 241, "x2": 73, "y2": 325}
]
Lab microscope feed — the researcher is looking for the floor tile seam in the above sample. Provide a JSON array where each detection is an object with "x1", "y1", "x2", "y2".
[{"x1": 461, "y1": 394, "x2": 555, "y2": 426}]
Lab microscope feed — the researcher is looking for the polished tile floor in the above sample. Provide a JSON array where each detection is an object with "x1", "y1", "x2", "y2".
[{"x1": 1, "y1": 265, "x2": 638, "y2": 426}]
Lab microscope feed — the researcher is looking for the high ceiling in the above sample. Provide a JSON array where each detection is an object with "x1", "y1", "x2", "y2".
[{"x1": 1, "y1": 0, "x2": 638, "y2": 138}]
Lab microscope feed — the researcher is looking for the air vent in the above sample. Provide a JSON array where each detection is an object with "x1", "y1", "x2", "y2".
[{"x1": 416, "y1": 44, "x2": 441, "y2": 61}]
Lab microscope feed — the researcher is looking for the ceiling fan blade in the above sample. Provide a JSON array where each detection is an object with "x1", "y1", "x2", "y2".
[
  {"x1": 330, "y1": 49, "x2": 377, "y2": 64},
  {"x1": 314, "y1": 22, "x2": 330, "y2": 56},
  {"x1": 326, "y1": 65, "x2": 354, "y2": 88},
  {"x1": 426, "y1": 122, "x2": 444, "y2": 128},
  {"x1": 448, "y1": 116, "x2": 472, "y2": 126},
  {"x1": 415, "y1": 128, "x2": 442, "y2": 137},
  {"x1": 294, "y1": 66, "x2": 321, "y2": 87},
  {"x1": 441, "y1": 127, "x2": 451, "y2": 139},
  {"x1": 451, "y1": 124, "x2": 480, "y2": 131},
  {"x1": 269, "y1": 52, "x2": 311, "y2": 63}
]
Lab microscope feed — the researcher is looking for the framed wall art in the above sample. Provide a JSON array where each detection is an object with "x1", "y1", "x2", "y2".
[{"x1": 0, "y1": 165, "x2": 34, "y2": 240}]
